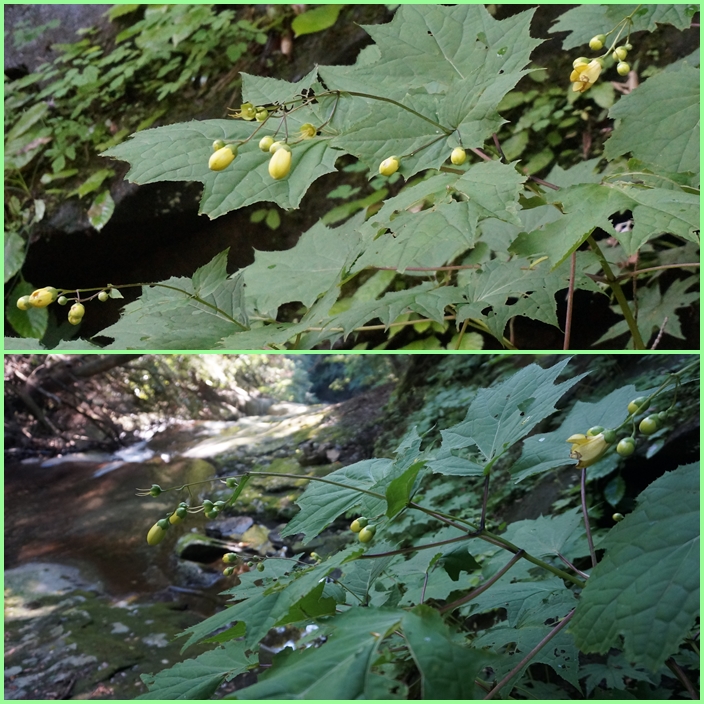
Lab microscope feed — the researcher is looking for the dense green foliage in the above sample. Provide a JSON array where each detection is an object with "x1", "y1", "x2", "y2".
[
  {"x1": 135, "y1": 356, "x2": 699, "y2": 699},
  {"x1": 5, "y1": 4, "x2": 699, "y2": 350}
]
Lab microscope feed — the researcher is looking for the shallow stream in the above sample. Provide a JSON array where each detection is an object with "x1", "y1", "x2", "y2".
[{"x1": 4, "y1": 402, "x2": 336, "y2": 699}]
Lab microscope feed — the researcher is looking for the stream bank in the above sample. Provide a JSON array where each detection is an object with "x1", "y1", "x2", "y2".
[{"x1": 4, "y1": 385, "x2": 393, "y2": 700}]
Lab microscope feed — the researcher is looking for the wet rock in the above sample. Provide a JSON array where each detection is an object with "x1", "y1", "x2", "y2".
[
  {"x1": 175, "y1": 533, "x2": 228, "y2": 565},
  {"x1": 215, "y1": 516, "x2": 255, "y2": 539}
]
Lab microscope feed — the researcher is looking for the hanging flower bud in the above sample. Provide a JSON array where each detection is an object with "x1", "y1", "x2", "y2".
[
  {"x1": 208, "y1": 145, "x2": 237, "y2": 171},
  {"x1": 268, "y1": 147, "x2": 292, "y2": 180}
]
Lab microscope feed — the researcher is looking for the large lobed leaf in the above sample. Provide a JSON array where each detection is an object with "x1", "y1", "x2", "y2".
[
  {"x1": 509, "y1": 382, "x2": 657, "y2": 483},
  {"x1": 281, "y1": 428, "x2": 423, "y2": 540},
  {"x1": 604, "y1": 63, "x2": 700, "y2": 184},
  {"x1": 103, "y1": 114, "x2": 342, "y2": 218},
  {"x1": 551, "y1": 5, "x2": 698, "y2": 50},
  {"x1": 100, "y1": 251, "x2": 247, "y2": 349},
  {"x1": 569, "y1": 462, "x2": 700, "y2": 671},
  {"x1": 402, "y1": 605, "x2": 489, "y2": 699},
  {"x1": 137, "y1": 641, "x2": 252, "y2": 700},
  {"x1": 432, "y1": 358, "x2": 586, "y2": 474},
  {"x1": 229, "y1": 607, "x2": 404, "y2": 699},
  {"x1": 104, "y1": 6, "x2": 543, "y2": 213}
]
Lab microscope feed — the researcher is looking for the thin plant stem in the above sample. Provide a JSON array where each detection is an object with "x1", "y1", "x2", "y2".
[
  {"x1": 370, "y1": 265, "x2": 480, "y2": 272},
  {"x1": 479, "y1": 475, "x2": 490, "y2": 530},
  {"x1": 557, "y1": 551, "x2": 590, "y2": 580},
  {"x1": 483, "y1": 609, "x2": 576, "y2": 700},
  {"x1": 454, "y1": 318, "x2": 469, "y2": 350},
  {"x1": 618, "y1": 262, "x2": 700, "y2": 279},
  {"x1": 581, "y1": 467, "x2": 597, "y2": 567},
  {"x1": 587, "y1": 235, "x2": 646, "y2": 349},
  {"x1": 440, "y1": 550, "x2": 524, "y2": 614},
  {"x1": 360, "y1": 534, "x2": 472, "y2": 560},
  {"x1": 665, "y1": 657, "x2": 699, "y2": 700},
  {"x1": 563, "y1": 252, "x2": 576, "y2": 350}
]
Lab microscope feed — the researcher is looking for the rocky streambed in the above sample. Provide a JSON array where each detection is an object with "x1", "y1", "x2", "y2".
[{"x1": 4, "y1": 387, "x2": 391, "y2": 699}]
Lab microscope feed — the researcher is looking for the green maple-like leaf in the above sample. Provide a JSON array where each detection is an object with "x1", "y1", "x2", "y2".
[
  {"x1": 102, "y1": 116, "x2": 342, "y2": 218},
  {"x1": 551, "y1": 5, "x2": 698, "y2": 50},
  {"x1": 569, "y1": 462, "x2": 700, "y2": 672},
  {"x1": 279, "y1": 458, "x2": 391, "y2": 540},
  {"x1": 499, "y1": 509, "x2": 590, "y2": 564},
  {"x1": 137, "y1": 641, "x2": 252, "y2": 700},
  {"x1": 509, "y1": 184, "x2": 631, "y2": 264},
  {"x1": 511, "y1": 181, "x2": 699, "y2": 260},
  {"x1": 596, "y1": 276, "x2": 699, "y2": 347},
  {"x1": 319, "y1": 5, "x2": 542, "y2": 178},
  {"x1": 435, "y1": 358, "x2": 586, "y2": 471},
  {"x1": 230, "y1": 608, "x2": 404, "y2": 699},
  {"x1": 100, "y1": 253, "x2": 247, "y2": 349},
  {"x1": 608, "y1": 183, "x2": 700, "y2": 254},
  {"x1": 604, "y1": 64, "x2": 700, "y2": 183},
  {"x1": 403, "y1": 605, "x2": 488, "y2": 699},
  {"x1": 243, "y1": 215, "x2": 363, "y2": 318}
]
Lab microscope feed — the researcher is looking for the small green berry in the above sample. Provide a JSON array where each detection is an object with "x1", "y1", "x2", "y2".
[
  {"x1": 149, "y1": 484, "x2": 162, "y2": 497},
  {"x1": 256, "y1": 563, "x2": 265, "y2": 572},
  {"x1": 589, "y1": 34, "x2": 605, "y2": 51},
  {"x1": 616, "y1": 438, "x2": 636, "y2": 457},
  {"x1": 586, "y1": 426, "x2": 604, "y2": 437},
  {"x1": 628, "y1": 397, "x2": 648, "y2": 415},
  {"x1": 223, "y1": 553, "x2": 238, "y2": 564},
  {"x1": 612, "y1": 513, "x2": 625, "y2": 522},
  {"x1": 223, "y1": 566, "x2": 235, "y2": 576},
  {"x1": 98, "y1": 291, "x2": 109, "y2": 302},
  {"x1": 616, "y1": 61, "x2": 630, "y2": 76},
  {"x1": 639, "y1": 416, "x2": 659, "y2": 435}
]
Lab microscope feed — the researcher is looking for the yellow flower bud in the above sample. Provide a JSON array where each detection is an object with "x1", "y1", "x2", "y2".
[
  {"x1": 379, "y1": 156, "x2": 399, "y2": 176},
  {"x1": 268, "y1": 147, "x2": 292, "y2": 180},
  {"x1": 28, "y1": 288, "x2": 56, "y2": 308},
  {"x1": 450, "y1": 147, "x2": 466, "y2": 165},
  {"x1": 208, "y1": 146, "x2": 236, "y2": 171},
  {"x1": 259, "y1": 136, "x2": 274, "y2": 152},
  {"x1": 589, "y1": 34, "x2": 605, "y2": 51},
  {"x1": 567, "y1": 432, "x2": 608, "y2": 468},
  {"x1": 147, "y1": 522, "x2": 166, "y2": 546},
  {"x1": 68, "y1": 302, "x2": 85, "y2": 325},
  {"x1": 16, "y1": 296, "x2": 32, "y2": 311}
]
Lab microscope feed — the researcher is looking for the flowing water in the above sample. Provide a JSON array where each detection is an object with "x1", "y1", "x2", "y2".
[{"x1": 4, "y1": 403, "x2": 335, "y2": 699}]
